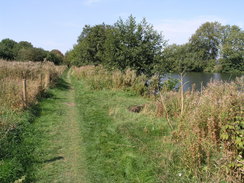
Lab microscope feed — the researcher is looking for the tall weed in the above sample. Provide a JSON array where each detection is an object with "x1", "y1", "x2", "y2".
[{"x1": 159, "y1": 80, "x2": 244, "y2": 182}]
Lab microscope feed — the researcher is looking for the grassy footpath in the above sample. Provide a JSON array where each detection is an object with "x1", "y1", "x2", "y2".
[
  {"x1": 32, "y1": 75, "x2": 87, "y2": 183},
  {"x1": 72, "y1": 78, "x2": 181, "y2": 182}
]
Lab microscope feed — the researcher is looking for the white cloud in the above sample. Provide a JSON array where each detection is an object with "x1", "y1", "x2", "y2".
[
  {"x1": 83, "y1": 0, "x2": 101, "y2": 6},
  {"x1": 154, "y1": 16, "x2": 227, "y2": 45}
]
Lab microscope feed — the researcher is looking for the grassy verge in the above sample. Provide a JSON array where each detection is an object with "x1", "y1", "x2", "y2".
[
  {"x1": 0, "y1": 77, "x2": 70, "y2": 183},
  {"x1": 0, "y1": 107, "x2": 37, "y2": 182},
  {"x1": 0, "y1": 60, "x2": 66, "y2": 183},
  {"x1": 73, "y1": 77, "x2": 186, "y2": 182}
]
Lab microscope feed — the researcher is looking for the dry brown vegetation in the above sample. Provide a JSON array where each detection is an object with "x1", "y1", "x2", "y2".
[
  {"x1": 0, "y1": 60, "x2": 66, "y2": 110},
  {"x1": 156, "y1": 79, "x2": 244, "y2": 182},
  {"x1": 72, "y1": 65, "x2": 244, "y2": 182},
  {"x1": 0, "y1": 60, "x2": 66, "y2": 134}
]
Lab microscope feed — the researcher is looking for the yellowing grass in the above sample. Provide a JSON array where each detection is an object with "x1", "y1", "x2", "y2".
[{"x1": 0, "y1": 60, "x2": 66, "y2": 110}]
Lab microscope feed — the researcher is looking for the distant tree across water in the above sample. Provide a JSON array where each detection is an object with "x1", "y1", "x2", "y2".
[{"x1": 161, "y1": 22, "x2": 244, "y2": 73}]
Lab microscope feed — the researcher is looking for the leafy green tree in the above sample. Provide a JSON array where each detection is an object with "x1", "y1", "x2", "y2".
[
  {"x1": 17, "y1": 41, "x2": 33, "y2": 49},
  {"x1": 46, "y1": 49, "x2": 64, "y2": 65},
  {"x1": 66, "y1": 16, "x2": 166, "y2": 75},
  {"x1": 65, "y1": 46, "x2": 81, "y2": 66},
  {"x1": 220, "y1": 25, "x2": 244, "y2": 72},
  {"x1": 104, "y1": 16, "x2": 166, "y2": 75},
  {"x1": 15, "y1": 41, "x2": 34, "y2": 61},
  {"x1": 0, "y1": 39, "x2": 65, "y2": 64},
  {"x1": 189, "y1": 22, "x2": 222, "y2": 65},
  {"x1": 16, "y1": 47, "x2": 35, "y2": 61},
  {"x1": 65, "y1": 41, "x2": 92, "y2": 66},
  {"x1": 0, "y1": 38, "x2": 18, "y2": 60},
  {"x1": 65, "y1": 24, "x2": 112, "y2": 66},
  {"x1": 32, "y1": 48, "x2": 48, "y2": 61},
  {"x1": 16, "y1": 47, "x2": 47, "y2": 62},
  {"x1": 78, "y1": 24, "x2": 111, "y2": 65},
  {"x1": 66, "y1": 19, "x2": 243, "y2": 73},
  {"x1": 161, "y1": 43, "x2": 204, "y2": 72}
]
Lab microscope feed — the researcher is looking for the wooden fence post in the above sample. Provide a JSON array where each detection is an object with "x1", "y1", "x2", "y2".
[
  {"x1": 39, "y1": 74, "x2": 43, "y2": 92},
  {"x1": 22, "y1": 79, "x2": 27, "y2": 107},
  {"x1": 44, "y1": 72, "x2": 50, "y2": 89}
]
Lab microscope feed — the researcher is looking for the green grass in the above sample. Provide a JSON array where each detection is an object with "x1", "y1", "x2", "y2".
[
  {"x1": 31, "y1": 76, "x2": 87, "y2": 183},
  {"x1": 0, "y1": 108, "x2": 36, "y2": 183},
  {"x1": 73, "y1": 78, "x2": 183, "y2": 182}
]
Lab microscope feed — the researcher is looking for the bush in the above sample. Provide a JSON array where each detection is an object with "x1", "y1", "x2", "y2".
[{"x1": 72, "y1": 65, "x2": 149, "y2": 95}]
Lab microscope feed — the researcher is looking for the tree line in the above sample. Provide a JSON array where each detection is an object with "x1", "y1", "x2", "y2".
[
  {"x1": 66, "y1": 16, "x2": 243, "y2": 74},
  {"x1": 0, "y1": 39, "x2": 64, "y2": 65},
  {"x1": 1, "y1": 16, "x2": 243, "y2": 72}
]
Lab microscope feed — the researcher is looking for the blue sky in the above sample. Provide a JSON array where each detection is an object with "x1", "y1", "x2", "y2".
[{"x1": 0, "y1": 0, "x2": 243, "y2": 53}]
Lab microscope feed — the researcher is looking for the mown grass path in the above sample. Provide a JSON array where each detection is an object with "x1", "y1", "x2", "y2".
[{"x1": 32, "y1": 72, "x2": 87, "y2": 183}]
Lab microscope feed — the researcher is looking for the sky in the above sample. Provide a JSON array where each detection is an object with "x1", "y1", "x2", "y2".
[{"x1": 0, "y1": 0, "x2": 243, "y2": 54}]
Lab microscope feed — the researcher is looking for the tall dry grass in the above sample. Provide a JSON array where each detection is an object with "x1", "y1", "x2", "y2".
[
  {"x1": 156, "y1": 78, "x2": 244, "y2": 182},
  {"x1": 0, "y1": 60, "x2": 66, "y2": 137},
  {"x1": 0, "y1": 60, "x2": 66, "y2": 110}
]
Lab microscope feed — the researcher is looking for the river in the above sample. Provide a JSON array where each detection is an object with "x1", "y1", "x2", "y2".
[{"x1": 162, "y1": 72, "x2": 243, "y2": 91}]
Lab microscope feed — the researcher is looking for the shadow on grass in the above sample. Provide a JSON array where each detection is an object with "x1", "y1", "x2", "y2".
[
  {"x1": 35, "y1": 156, "x2": 65, "y2": 164},
  {"x1": 54, "y1": 77, "x2": 71, "y2": 91},
  {"x1": 28, "y1": 77, "x2": 70, "y2": 118}
]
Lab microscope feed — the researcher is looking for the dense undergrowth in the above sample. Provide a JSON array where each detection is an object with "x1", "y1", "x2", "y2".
[
  {"x1": 72, "y1": 65, "x2": 244, "y2": 182},
  {"x1": 0, "y1": 60, "x2": 66, "y2": 182}
]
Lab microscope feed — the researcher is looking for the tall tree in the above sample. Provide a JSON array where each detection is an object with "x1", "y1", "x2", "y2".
[
  {"x1": 189, "y1": 22, "x2": 222, "y2": 62},
  {"x1": 104, "y1": 16, "x2": 166, "y2": 75},
  {"x1": 46, "y1": 49, "x2": 64, "y2": 65},
  {"x1": 67, "y1": 16, "x2": 166, "y2": 75},
  {"x1": 161, "y1": 43, "x2": 203, "y2": 72},
  {"x1": 0, "y1": 39, "x2": 18, "y2": 60},
  {"x1": 220, "y1": 25, "x2": 244, "y2": 71},
  {"x1": 77, "y1": 24, "x2": 111, "y2": 65}
]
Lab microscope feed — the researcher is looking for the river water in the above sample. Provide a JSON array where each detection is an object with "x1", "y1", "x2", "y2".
[{"x1": 162, "y1": 72, "x2": 243, "y2": 91}]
